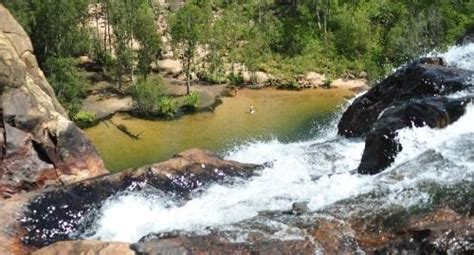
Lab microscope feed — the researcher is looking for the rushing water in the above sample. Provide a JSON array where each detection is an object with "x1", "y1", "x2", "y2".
[{"x1": 88, "y1": 44, "x2": 474, "y2": 243}]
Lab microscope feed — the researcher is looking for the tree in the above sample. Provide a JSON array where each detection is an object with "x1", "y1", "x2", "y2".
[
  {"x1": 170, "y1": 1, "x2": 211, "y2": 95},
  {"x1": 134, "y1": 2, "x2": 162, "y2": 79}
]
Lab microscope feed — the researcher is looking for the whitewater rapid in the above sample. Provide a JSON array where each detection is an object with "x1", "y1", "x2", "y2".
[{"x1": 88, "y1": 44, "x2": 474, "y2": 243}]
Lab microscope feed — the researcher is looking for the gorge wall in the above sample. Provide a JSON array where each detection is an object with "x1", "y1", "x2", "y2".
[{"x1": 0, "y1": 5, "x2": 108, "y2": 199}]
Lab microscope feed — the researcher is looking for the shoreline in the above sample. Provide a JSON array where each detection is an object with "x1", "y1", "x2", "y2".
[{"x1": 79, "y1": 77, "x2": 368, "y2": 129}]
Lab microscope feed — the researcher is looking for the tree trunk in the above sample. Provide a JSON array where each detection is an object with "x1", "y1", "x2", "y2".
[{"x1": 185, "y1": 47, "x2": 192, "y2": 95}]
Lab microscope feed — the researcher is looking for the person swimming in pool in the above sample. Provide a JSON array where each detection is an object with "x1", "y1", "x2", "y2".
[{"x1": 248, "y1": 104, "x2": 255, "y2": 114}]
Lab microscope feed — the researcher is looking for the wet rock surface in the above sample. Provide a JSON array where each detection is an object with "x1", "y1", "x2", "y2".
[
  {"x1": 338, "y1": 55, "x2": 473, "y2": 174},
  {"x1": 20, "y1": 148, "x2": 261, "y2": 248},
  {"x1": 338, "y1": 57, "x2": 473, "y2": 138},
  {"x1": 128, "y1": 178, "x2": 473, "y2": 254},
  {"x1": 0, "y1": 5, "x2": 107, "y2": 199},
  {"x1": 457, "y1": 26, "x2": 474, "y2": 45},
  {"x1": 358, "y1": 96, "x2": 471, "y2": 174},
  {"x1": 132, "y1": 234, "x2": 315, "y2": 255}
]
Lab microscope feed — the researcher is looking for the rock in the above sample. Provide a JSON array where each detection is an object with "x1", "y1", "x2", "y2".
[
  {"x1": 331, "y1": 78, "x2": 369, "y2": 92},
  {"x1": 296, "y1": 72, "x2": 325, "y2": 88},
  {"x1": 358, "y1": 97, "x2": 471, "y2": 175},
  {"x1": 457, "y1": 25, "x2": 474, "y2": 45},
  {"x1": 291, "y1": 201, "x2": 310, "y2": 215},
  {"x1": 0, "y1": 4, "x2": 107, "y2": 199},
  {"x1": 155, "y1": 59, "x2": 182, "y2": 75},
  {"x1": 20, "y1": 148, "x2": 261, "y2": 248},
  {"x1": 254, "y1": 71, "x2": 271, "y2": 84},
  {"x1": 131, "y1": 234, "x2": 316, "y2": 255},
  {"x1": 0, "y1": 192, "x2": 39, "y2": 255},
  {"x1": 82, "y1": 94, "x2": 133, "y2": 120},
  {"x1": 338, "y1": 57, "x2": 473, "y2": 138},
  {"x1": 358, "y1": 71, "x2": 368, "y2": 79},
  {"x1": 31, "y1": 240, "x2": 135, "y2": 255}
]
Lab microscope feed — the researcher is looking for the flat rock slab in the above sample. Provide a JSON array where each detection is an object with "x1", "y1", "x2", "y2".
[
  {"x1": 82, "y1": 94, "x2": 133, "y2": 119},
  {"x1": 31, "y1": 240, "x2": 135, "y2": 255}
]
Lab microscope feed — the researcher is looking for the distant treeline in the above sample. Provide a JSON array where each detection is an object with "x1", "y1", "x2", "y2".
[{"x1": 2, "y1": 0, "x2": 473, "y2": 113}]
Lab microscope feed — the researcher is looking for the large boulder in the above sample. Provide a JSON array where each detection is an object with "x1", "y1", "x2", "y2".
[
  {"x1": 337, "y1": 57, "x2": 473, "y2": 138},
  {"x1": 0, "y1": 5, "x2": 108, "y2": 199},
  {"x1": 19, "y1": 148, "x2": 261, "y2": 248},
  {"x1": 357, "y1": 96, "x2": 471, "y2": 175}
]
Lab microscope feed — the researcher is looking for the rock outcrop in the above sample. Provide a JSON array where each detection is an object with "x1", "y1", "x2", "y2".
[
  {"x1": 338, "y1": 57, "x2": 473, "y2": 138},
  {"x1": 358, "y1": 96, "x2": 471, "y2": 174},
  {"x1": 338, "y1": 56, "x2": 473, "y2": 174},
  {"x1": 20, "y1": 148, "x2": 261, "y2": 248},
  {"x1": 0, "y1": 5, "x2": 108, "y2": 199}
]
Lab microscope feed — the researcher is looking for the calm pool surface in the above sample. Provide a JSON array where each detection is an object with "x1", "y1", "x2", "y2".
[{"x1": 84, "y1": 88, "x2": 353, "y2": 172}]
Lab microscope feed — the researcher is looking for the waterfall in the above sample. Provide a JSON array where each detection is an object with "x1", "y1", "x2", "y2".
[{"x1": 87, "y1": 43, "x2": 474, "y2": 243}]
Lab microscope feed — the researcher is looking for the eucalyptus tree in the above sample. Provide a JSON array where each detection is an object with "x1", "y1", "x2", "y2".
[{"x1": 170, "y1": 1, "x2": 211, "y2": 95}]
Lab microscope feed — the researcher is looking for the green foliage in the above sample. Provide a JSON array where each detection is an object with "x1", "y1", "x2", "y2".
[
  {"x1": 3, "y1": 0, "x2": 473, "y2": 89},
  {"x1": 157, "y1": 97, "x2": 178, "y2": 118},
  {"x1": 44, "y1": 57, "x2": 87, "y2": 117},
  {"x1": 197, "y1": 0, "x2": 474, "y2": 82},
  {"x1": 128, "y1": 76, "x2": 177, "y2": 117},
  {"x1": 73, "y1": 110, "x2": 97, "y2": 124},
  {"x1": 322, "y1": 77, "x2": 333, "y2": 88},
  {"x1": 170, "y1": 0, "x2": 211, "y2": 93},
  {"x1": 183, "y1": 92, "x2": 200, "y2": 110},
  {"x1": 1, "y1": 0, "x2": 91, "y2": 64},
  {"x1": 228, "y1": 73, "x2": 244, "y2": 86},
  {"x1": 199, "y1": 71, "x2": 228, "y2": 85},
  {"x1": 135, "y1": 3, "x2": 162, "y2": 78}
]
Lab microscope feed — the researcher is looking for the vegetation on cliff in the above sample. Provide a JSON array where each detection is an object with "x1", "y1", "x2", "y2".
[{"x1": 2, "y1": 0, "x2": 473, "y2": 117}]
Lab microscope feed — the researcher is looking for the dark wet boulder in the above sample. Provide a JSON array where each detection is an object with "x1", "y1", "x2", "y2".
[
  {"x1": 457, "y1": 25, "x2": 474, "y2": 45},
  {"x1": 357, "y1": 96, "x2": 471, "y2": 175},
  {"x1": 19, "y1": 148, "x2": 261, "y2": 248},
  {"x1": 0, "y1": 5, "x2": 107, "y2": 199},
  {"x1": 338, "y1": 57, "x2": 473, "y2": 138}
]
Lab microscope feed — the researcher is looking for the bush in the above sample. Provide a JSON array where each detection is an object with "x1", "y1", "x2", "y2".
[
  {"x1": 199, "y1": 71, "x2": 228, "y2": 84},
  {"x1": 228, "y1": 73, "x2": 244, "y2": 85},
  {"x1": 128, "y1": 76, "x2": 177, "y2": 117},
  {"x1": 183, "y1": 92, "x2": 200, "y2": 110},
  {"x1": 322, "y1": 77, "x2": 333, "y2": 88},
  {"x1": 44, "y1": 57, "x2": 87, "y2": 117},
  {"x1": 73, "y1": 110, "x2": 96, "y2": 124},
  {"x1": 157, "y1": 97, "x2": 178, "y2": 117}
]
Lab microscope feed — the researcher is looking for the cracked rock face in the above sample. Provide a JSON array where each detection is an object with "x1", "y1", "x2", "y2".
[{"x1": 0, "y1": 5, "x2": 108, "y2": 199}]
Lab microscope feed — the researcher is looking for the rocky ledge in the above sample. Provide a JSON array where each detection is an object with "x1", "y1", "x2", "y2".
[
  {"x1": 0, "y1": 5, "x2": 107, "y2": 199},
  {"x1": 0, "y1": 148, "x2": 262, "y2": 254}
]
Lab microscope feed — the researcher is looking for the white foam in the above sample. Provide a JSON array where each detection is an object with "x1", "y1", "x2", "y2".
[{"x1": 88, "y1": 43, "x2": 474, "y2": 243}]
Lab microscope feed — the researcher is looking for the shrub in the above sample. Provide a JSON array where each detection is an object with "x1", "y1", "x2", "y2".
[
  {"x1": 322, "y1": 77, "x2": 333, "y2": 88},
  {"x1": 183, "y1": 92, "x2": 200, "y2": 110},
  {"x1": 157, "y1": 97, "x2": 178, "y2": 117},
  {"x1": 128, "y1": 76, "x2": 177, "y2": 117},
  {"x1": 73, "y1": 110, "x2": 96, "y2": 124},
  {"x1": 228, "y1": 73, "x2": 244, "y2": 85},
  {"x1": 44, "y1": 57, "x2": 88, "y2": 117},
  {"x1": 199, "y1": 71, "x2": 228, "y2": 84}
]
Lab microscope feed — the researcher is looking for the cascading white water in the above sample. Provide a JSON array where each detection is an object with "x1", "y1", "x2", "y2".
[{"x1": 88, "y1": 43, "x2": 474, "y2": 243}]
